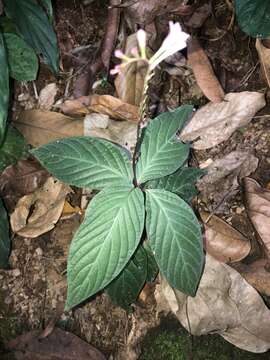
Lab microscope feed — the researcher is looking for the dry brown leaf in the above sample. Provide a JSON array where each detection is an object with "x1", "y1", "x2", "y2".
[
  {"x1": 61, "y1": 95, "x2": 139, "y2": 122},
  {"x1": 256, "y1": 39, "x2": 270, "y2": 88},
  {"x1": 7, "y1": 327, "x2": 106, "y2": 360},
  {"x1": 184, "y1": 3, "x2": 211, "y2": 29},
  {"x1": 233, "y1": 259, "x2": 270, "y2": 297},
  {"x1": 10, "y1": 177, "x2": 71, "y2": 238},
  {"x1": 38, "y1": 83, "x2": 58, "y2": 110},
  {"x1": 115, "y1": 33, "x2": 147, "y2": 106},
  {"x1": 201, "y1": 211, "x2": 251, "y2": 263},
  {"x1": 187, "y1": 38, "x2": 224, "y2": 103},
  {"x1": 0, "y1": 158, "x2": 49, "y2": 212},
  {"x1": 181, "y1": 92, "x2": 266, "y2": 149},
  {"x1": 157, "y1": 254, "x2": 270, "y2": 353},
  {"x1": 244, "y1": 177, "x2": 270, "y2": 258},
  {"x1": 13, "y1": 110, "x2": 84, "y2": 147},
  {"x1": 61, "y1": 200, "x2": 82, "y2": 220}
]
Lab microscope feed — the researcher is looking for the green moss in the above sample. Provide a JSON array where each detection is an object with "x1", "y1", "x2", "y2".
[{"x1": 140, "y1": 317, "x2": 270, "y2": 360}]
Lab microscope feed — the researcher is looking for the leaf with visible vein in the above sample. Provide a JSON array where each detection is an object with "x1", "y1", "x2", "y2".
[
  {"x1": 136, "y1": 106, "x2": 193, "y2": 184},
  {"x1": 66, "y1": 186, "x2": 145, "y2": 310},
  {"x1": 32, "y1": 137, "x2": 133, "y2": 189},
  {"x1": 106, "y1": 245, "x2": 147, "y2": 310},
  {"x1": 146, "y1": 167, "x2": 206, "y2": 203},
  {"x1": 0, "y1": 198, "x2": 10, "y2": 269},
  {"x1": 145, "y1": 189, "x2": 204, "y2": 296}
]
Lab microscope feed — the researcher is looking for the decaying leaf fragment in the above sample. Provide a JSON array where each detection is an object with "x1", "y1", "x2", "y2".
[
  {"x1": 10, "y1": 177, "x2": 71, "y2": 238},
  {"x1": 244, "y1": 177, "x2": 270, "y2": 258},
  {"x1": 38, "y1": 82, "x2": 58, "y2": 110},
  {"x1": 187, "y1": 38, "x2": 224, "y2": 103},
  {"x1": 157, "y1": 255, "x2": 270, "y2": 353},
  {"x1": 201, "y1": 211, "x2": 251, "y2": 263},
  {"x1": 181, "y1": 92, "x2": 265, "y2": 149},
  {"x1": 256, "y1": 39, "x2": 270, "y2": 88}
]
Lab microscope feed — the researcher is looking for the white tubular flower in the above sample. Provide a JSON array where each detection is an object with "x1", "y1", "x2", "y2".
[
  {"x1": 137, "y1": 29, "x2": 147, "y2": 59},
  {"x1": 149, "y1": 22, "x2": 189, "y2": 70}
]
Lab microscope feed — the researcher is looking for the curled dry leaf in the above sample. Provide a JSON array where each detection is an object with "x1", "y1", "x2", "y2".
[
  {"x1": 187, "y1": 38, "x2": 224, "y2": 103},
  {"x1": 233, "y1": 259, "x2": 270, "y2": 297},
  {"x1": 84, "y1": 113, "x2": 137, "y2": 151},
  {"x1": 0, "y1": 157, "x2": 49, "y2": 212},
  {"x1": 10, "y1": 177, "x2": 71, "y2": 238},
  {"x1": 256, "y1": 39, "x2": 270, "y2": 88},
  {"x1": 197, "y1": 151, "x2": 258, "y2": 212},
  {"x1": 181, "y1": 92, "x2": 266, "y2": 149},
  {"x1": 157, "y1": 254, "x2": 270, "y2": 353},
  {"x1": 13, "y1": 110, "x2": 84, "y2": 147},
  {"x1": 38, "y1": 83, "x2": 58, "y2": 110},
  {"x1": 61, "y1": 95, "x2": 139, "y2": 122},
  {"x1": 115, "y1": 33, "x2": 147, "y2": 106},
  {"x1": 244, "y1": 177, "x2": 270, "y2": 258},
  {"x1": 201, "y1": 211, "x2": 251, "y2": 263},
  {"x1": 7, "y1": 327, "x2": 106, "y2": 360}
]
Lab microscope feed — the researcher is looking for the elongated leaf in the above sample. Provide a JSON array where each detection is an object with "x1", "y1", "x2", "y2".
[
  {"x1": 40, "y1": 0, "x2": 53, "y2": 21},
  {"x1": 106, "y1": 245, "x2": 147, "y2": 310},
  {"x1": 0, "y1": 126, "x2": 28, "y2": 172},
  {"x1": 145, "y1": 189, "x2": 203, "y2": 296},
  {"x1": 66, "y1": 186, "x2": 145, "y2": 310},
  {"x1": 146, "y1": 167, "x2": 206, "y2": 203},
  {"x1": 32, "y1": 137, "x2": 133, "y2": 189},
  {"x1": 4, "y1": 0, "x2": 59, "y2": 72},
  {"x1": 0, "y1": 198, "x2": 10, "y2": 269},
  {"x1": 0, "y1": 32, "x2": 9, "y2": 145},
  {"x1": 144, "y1": 242, "x2": 159, "y2": 282},
  {"x1": 136, "y1": 106, "x2": 192, "y2": 184},
  {"x1": 235, "y1": 0, "x2": 270, "y2": 38},
  {"x1": 3, "y1": 33, "x2": 38, "y2": 81}
]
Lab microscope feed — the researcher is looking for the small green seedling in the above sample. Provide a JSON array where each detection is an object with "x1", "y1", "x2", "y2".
[{"x1": 32, "y1": 105, "x2": 205, "y2": 310}]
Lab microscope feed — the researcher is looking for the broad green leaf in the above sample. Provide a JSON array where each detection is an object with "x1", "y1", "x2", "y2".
[
  {"x1": 106, "y1": 245, "x2": 147, "y2": 310},
  {"x1": 0, "y1": 198, "x2": 10, "y2": 269},
  {"x1": 235, "y1": 0, "x2": 270, "y2": 38},
  {"x1": 4, "y1": 0, "x2": 59, "y2": 72},
  {"x1": 32, "y1": 137, "x2": 133, "y2": 189},
  {"x1": 66, "y1": 186, "x2": 145, "y2": 310},
  {"x1": 0, "y1": 126, "x2": 28, "y2": 172},
  {"x1": 40, "y1": 0, "x2": 53, "y2": 21},
  {"x1": 4, "y1": 33, "x2": 38, "y2": 81},
  {"x1": 145, "y1": 189, "x2": 204, "y2": 296},
  {"x1": 144, "y1": 242, "x2": 159, "y2": 282},
  {"x1": 0, "y1": 32, "x2": 9, "y2": 145},
  {"x1": 145, "y1": 167, "x2": 206, "y2": 203},
  {"x1": 136, "y1": 106, "x2": 192, "y2": 184}
]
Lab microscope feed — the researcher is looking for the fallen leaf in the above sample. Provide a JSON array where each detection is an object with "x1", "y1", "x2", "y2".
[
  {"x1": 256, "y1": 39, "x2": 270, "y2": 88},
  {"x1": 0, "y1": 157, "x2": 49, "y2": 212},
  {"x1": 115, "y1": 33, "x2": 147, "y2": 106},
  {"x1": 185, "y1": 3, "x2": 211, "y2": 29},
  {"x1": 7, "y1": 327, "x2": 106, "y2": 360},
  {"x1": 244, "y1": 177, "x2": 270, "y2": 258},
  {"x1": 38, "y1": 83, "x2": 58, "y2": 110},
  {"x1": 61, "y1": 95, "x2": 139, "y2": 122},
  {"x1": 10, "y1": 177, "x2": 71, "y2": 238},
  {"x1": 187, "y1": 38, "x2": 224, "y2": 103},
  {"x1": 197, "y1": 151, "x2": 258, "y2": 212},
  {"x1": 181, "y1": 92, "x2": 266, "y2": 149},
  {"x1": 13, "y1": 110, "x2": 84, "y2": 147},
  {"x1": 201, "y1": 211, "x2": 251, "y2": 263},
  {"x1": 84, "y1": 113, "x2": 137, "y2": 151},
  {"x1": 61, "y1": 200, "x2": 82, "y2": 219},
  {"x1": 157, "y1": 254, "x2": 270, "y2": 353},
  {"x1": 233, "y1": 259, "x2": 270, "y2": 297}
]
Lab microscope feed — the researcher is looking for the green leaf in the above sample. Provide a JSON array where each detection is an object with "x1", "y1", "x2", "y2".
[
  {"x1": 145, "y1": 167, "x2": 206, "y2": 203},
  {"x1": 106, "y1": 245, "x2": 147, "y2": 310},
  {"x1": 235, "y1": 0, "x2": 270, "y2": 38},
  {"x1": 32, "y1": 137, "x2": 133, "y2": 189},
  {"x1": 66, "y1": 186, "x2": 145, "y2": 310},
  {"x1": 40, "y1": 0, "x2": 53, "y2": 21},
  {"x1": 136, "y1": 106, "x2": 192, "y2": 184},
  {"x1": 145, "y1": 189, "x2": 204, "y2": 296},
  {"x1": 144, "y1": 242, "x2": 159, "y2": 282},
  {"x1": 3, "y1": 33, "x2": 38, "y2": 81},
  {"x1": 4, "y1": 0, "x2": 59, "y2": 72},
  {"x1": 0, "y1": 126, "x2": 28, "y2": 172},
  {"x1": 0, "y1": 198, "x2": 10, "y2": 269},
  {"x1": 0, "y1": 32, "x2": 9, "y2": 145}
]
